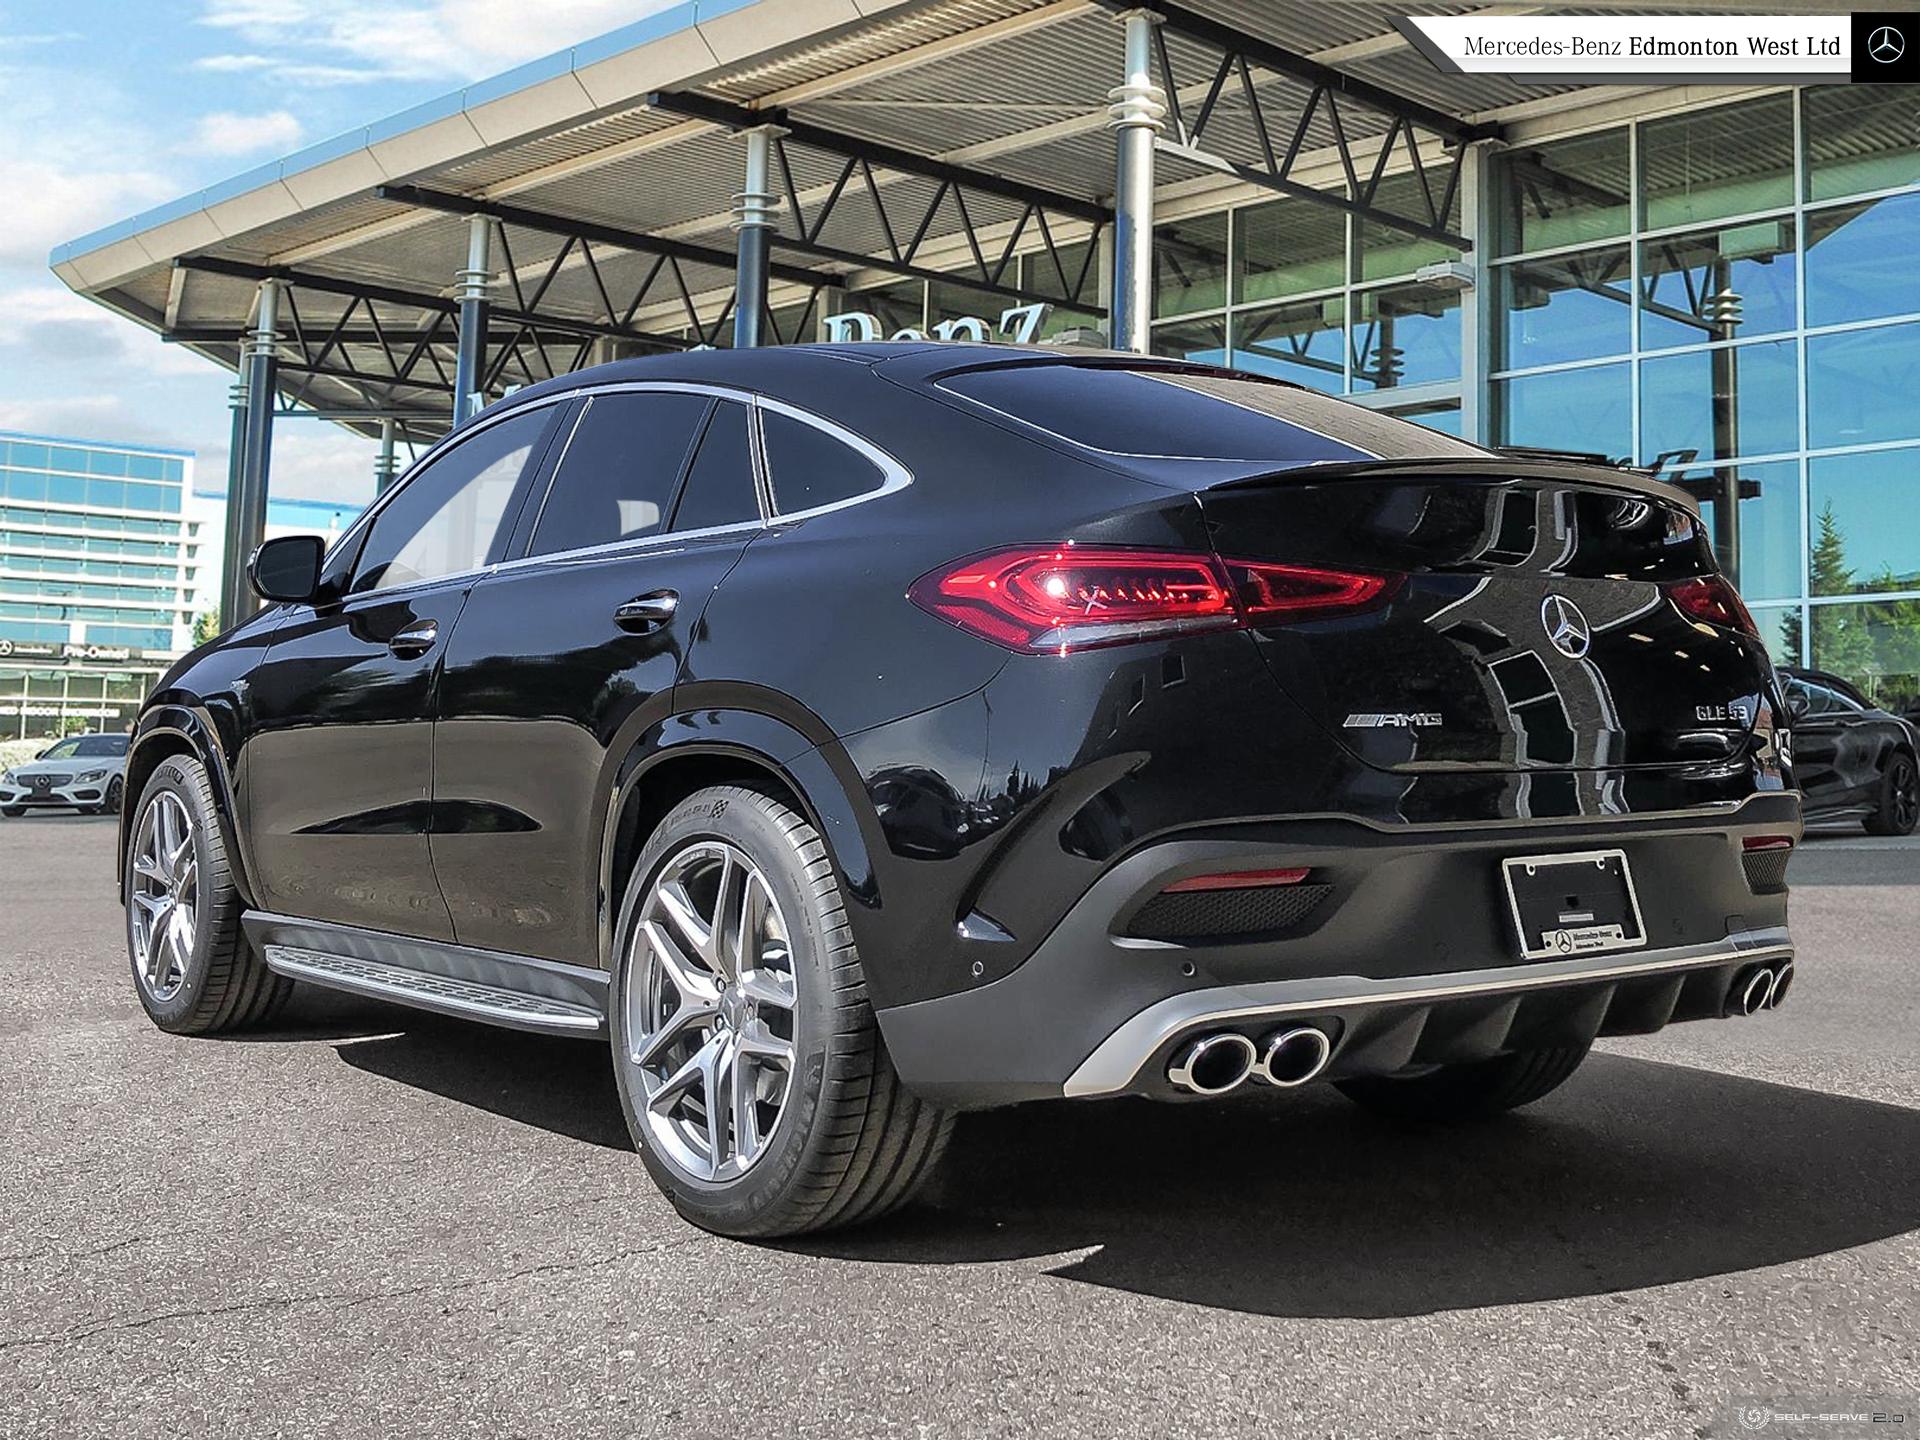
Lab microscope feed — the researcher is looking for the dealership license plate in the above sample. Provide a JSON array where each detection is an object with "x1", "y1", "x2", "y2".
[{"x1": 1501, "y1": 849, "x2": 1647, "y2": 960}]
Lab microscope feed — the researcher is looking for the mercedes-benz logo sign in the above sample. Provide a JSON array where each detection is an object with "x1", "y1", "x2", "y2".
[
  {"x1": 1541, "y1": 594, "x2": 1593, "y2": 660},
  {"x1": 1869, "y1": 25, "x2": 1906, "y2": 63}
]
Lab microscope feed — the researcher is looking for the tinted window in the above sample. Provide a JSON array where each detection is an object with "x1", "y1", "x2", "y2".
[
  {"x1": 670, "y1": 402, "x2": 760, "y2": 533},
  {"x1": 941, "y1": 365, "x2": 1386, "y2": 465},
  {"x1": 353, "y1": 409, "x2": 550, "y2": 594},
  {"x1": 529, "y1": 391, "x2": 711, "y2": 557},
  {"x1": 761, "y1": 410, "x2": 884, "y2": 514}
]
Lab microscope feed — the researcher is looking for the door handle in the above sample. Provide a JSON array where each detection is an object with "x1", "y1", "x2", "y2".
[
  {"x1": 388, "y1": 621, "x2": 439, "y2": 658},
  {"x1": 613, "y1": 590, "x2": 679, "y2": 632}
]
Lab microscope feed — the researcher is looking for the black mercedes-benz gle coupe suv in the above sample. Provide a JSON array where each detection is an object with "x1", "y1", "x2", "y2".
[{"x1": 118, "y1": 344, "x2": 1800, "y2": 1237}]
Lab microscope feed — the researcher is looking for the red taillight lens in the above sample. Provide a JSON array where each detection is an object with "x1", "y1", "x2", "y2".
[
  {"x1": 1743, "y1": 835, "x2": 1795, "y2": 852},
  {"x1": 1225, "y1": 560, "x2": 1399, "y2": 622},
  {"x1": 909, "y1": 545, "x2": 1397, "y2": 654},
  {"x1": 1667, "y1": 575, "x2": 1759, "y2": 636}
]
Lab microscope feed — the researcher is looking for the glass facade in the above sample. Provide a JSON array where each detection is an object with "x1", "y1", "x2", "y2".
[
  {"x1": 1489, "y1": 84, "x2": 1920, "y2": 709},
  {"x1": 0, "y1": 432, "x2": 196, "y2": 738}
]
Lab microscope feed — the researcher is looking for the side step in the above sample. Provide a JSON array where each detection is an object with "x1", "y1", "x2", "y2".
[{"x1": 263, "y1": 946, "x2": 605, "y2": 1036}]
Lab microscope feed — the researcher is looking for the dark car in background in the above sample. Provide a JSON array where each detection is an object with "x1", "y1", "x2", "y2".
[
  {"x1": 1778, "y1": 667, "x2": 1919, "y2": 835},
  {"x1": 114, "y1": 345, "x2": 1800, "y2": 1238}
]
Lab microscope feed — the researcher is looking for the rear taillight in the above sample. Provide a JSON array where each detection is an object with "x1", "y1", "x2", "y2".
[
  {"x1": 1666, "y1": 575, "x2": 1759, "y2": 637},
  {"x1": 1162, "y1": 866, "x2": 1311, "y2": 893},
  {"x1": 908, "y1": 545, "x2": 1397, "y2": 654}
]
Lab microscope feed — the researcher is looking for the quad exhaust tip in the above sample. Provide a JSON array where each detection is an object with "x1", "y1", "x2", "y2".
[
  {"x1": 1732, "y1": 965, "x2": 1776, "y2": 1017},
  {"x1": 1167, "y1": 1032, "x2": 1258, "y2": 1095},
  {"x1": 1167, "y1": 1025, "x2": 1334, "y2": 1095},
  {"x1": 1254, "y1": 1026, "x2": 1334, "y2": 1088}
]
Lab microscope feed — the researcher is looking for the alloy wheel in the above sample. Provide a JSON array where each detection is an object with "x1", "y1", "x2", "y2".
[
  {"x1": 130, "y1": 791, "x2": 199, "y2": 1002},
  {"x1": 622, "y1": 841, "x2": 799, "y2": 1184},
  {"x1": 1896, "y1": 761, "x2": 1919, "y2": 832}
]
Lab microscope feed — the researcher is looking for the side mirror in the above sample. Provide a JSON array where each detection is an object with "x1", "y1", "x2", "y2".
[{"x1": 248, "y1": 534, "x2": 326, "y2": 604}]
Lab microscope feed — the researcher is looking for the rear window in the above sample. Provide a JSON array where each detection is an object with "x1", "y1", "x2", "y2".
[{"x1": 940, "y1": 365, "x2": 1480, "y2": 465}]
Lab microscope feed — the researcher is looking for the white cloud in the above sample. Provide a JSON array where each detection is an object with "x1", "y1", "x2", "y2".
[
  {"x1": 0, "y1": 156, "x2": 175, "y2": 266},
  {"x1": 195, "y1": 0, "x2": 681, "y2": 83},
  {"x1": 181, "y1": 109, "x2": 305, "y2": 157},
  {"x1": 191, "y1": 53, "x2": 276, "y2": 73}
]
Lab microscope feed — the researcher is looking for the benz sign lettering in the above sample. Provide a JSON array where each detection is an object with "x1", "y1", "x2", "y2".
[{"x1": 1541, "y1": 594, "x2": 1593, "y2": 659}]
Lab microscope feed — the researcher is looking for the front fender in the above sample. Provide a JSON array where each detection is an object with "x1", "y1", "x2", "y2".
[{"x1": 123, "y1": 703, "x2": 258, "y2": 908}]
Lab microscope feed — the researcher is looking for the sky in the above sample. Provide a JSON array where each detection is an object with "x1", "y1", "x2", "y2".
[{"x1": 0, "y1": 0, "x2": 676, "y2": 505}]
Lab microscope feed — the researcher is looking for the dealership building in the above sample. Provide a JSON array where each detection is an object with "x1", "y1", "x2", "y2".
[
  {"x1": 47, "y1": 0, "x2": 1920, "y2": 707},
  {"x1": 0, "y1": 432, "x2": 207, "y2": 737}
]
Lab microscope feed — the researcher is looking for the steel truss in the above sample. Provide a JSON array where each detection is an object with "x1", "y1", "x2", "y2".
[
  {"x1": 1089, "y1": 0, "x2": 1500, "y2": 250},
  {"x1": 649, "y1": 91, "x2": 1109, "y2": 314}
]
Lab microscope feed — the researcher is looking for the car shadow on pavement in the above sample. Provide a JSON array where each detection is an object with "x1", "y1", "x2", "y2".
[
  {"x1": 789, "y1": 1055, "x2": 1920, "y2": 1319},
  {"x1": 326, "y1": 1018, "x2": 633, "y2": 1152}
]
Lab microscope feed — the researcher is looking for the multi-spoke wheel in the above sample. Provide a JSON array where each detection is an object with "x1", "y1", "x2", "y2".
[
  {"x1": 626, "y1": 841, "x2": 799, "y2": 1182},
  {"x1": 124, "y1": 755, "x2": 290, "y2": 1034},
  {"x1": 130, "y1": 791, "x2": 199, "y2": 1003},
  {"x1": 610, "y1": 785, "x2": 953, "y2": 1238}
]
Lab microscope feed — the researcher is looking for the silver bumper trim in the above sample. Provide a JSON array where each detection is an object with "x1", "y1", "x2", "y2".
[{"x1": 1062, "y1": 929, "x2": 1792, "y2": 1098}]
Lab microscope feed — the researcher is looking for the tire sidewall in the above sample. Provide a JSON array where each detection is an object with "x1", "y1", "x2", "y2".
[
  {"x1": 1870, "y1": 753, "x2": 1919, "y2": 836},
  {"x1": 608, "y1": 789, "x2": 846, "y2": 1232},
  {"x1": 126, "y1": 757, "x2": 230, "y2": 1030}
]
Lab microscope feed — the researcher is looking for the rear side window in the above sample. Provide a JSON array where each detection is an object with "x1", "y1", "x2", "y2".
[
  {"x1": 529, "y1": 391, "x2": 712, "y2": 557},
  {"x1": 352, "y1": 407, "x2": 551, "y2": 594},
  {"x1": 670, "y1": 401, "x2": 760, "y2": 533},
  {"x1": 760, "y1": 410, "x2": 885, "y2": 515},
  {"x1": 940, "y1": 365, "x2": 1469, "y2": 465}
]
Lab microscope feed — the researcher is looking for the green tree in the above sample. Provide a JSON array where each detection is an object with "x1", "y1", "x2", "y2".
[
  {"x1": 192, "y1": 610, "x2": 221, "y2": 648},
  {"x1": 1806, "y1": 503, "x2": 1875, "y2": 682}
]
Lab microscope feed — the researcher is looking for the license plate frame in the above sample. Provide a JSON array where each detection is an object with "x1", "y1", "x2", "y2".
[{"x1": 1501, "y1": 848, "x2": 1647, "y2": 960}]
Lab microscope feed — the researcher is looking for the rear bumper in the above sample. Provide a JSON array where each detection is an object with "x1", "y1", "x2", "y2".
[{"x1": 875, "y1": 791, "x2": 1800, "y2": 1107}]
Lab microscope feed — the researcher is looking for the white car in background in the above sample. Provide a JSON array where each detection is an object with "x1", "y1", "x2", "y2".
[{"x1": 0, "y1": 733, "x2": 131, "y2": 817}]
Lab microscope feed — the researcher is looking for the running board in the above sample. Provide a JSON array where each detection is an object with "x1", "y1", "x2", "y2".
[{"x1": 246, "y1": 911, "x2": 608, "y2": 1038}]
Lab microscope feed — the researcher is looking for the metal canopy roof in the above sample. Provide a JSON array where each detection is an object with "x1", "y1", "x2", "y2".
[{"x1": 50, "y1": 0, "x2": 1841, "y2": 443}]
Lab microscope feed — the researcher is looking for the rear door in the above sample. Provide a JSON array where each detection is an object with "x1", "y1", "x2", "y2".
[
  {"x1": 245, "y1": 402, "x2": 562, "y2": 938},
  {"x1": 430, "y1": 387, "x2": 764, "y2": 963}
]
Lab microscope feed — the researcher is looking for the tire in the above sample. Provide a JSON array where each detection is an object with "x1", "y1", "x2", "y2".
[
  {"x1": 1865, "y1": 752, "x2": 1918, "y2": 836},
  {"x1": 1335, "y1": 1043, "x2": 1591, "y2": 1124},
  {"x1": 609, "y1": 785, "x2": 952, "y2": 1238},
  {"x1": 1, "y1": 807, "x2": 22, "y2": 818},
  {"x1": 103, "y1": 776, "x2": 124, "y2": 815},
  {"x1": 125, "y1": 754, "x2": 291, "y2": 1034}
]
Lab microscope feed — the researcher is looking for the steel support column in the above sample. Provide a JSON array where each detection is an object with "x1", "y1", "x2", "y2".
[
  {"x1": 228, "y1": 279, "x2": 280, "y2": 626},
  {"x1": 375, "y1": 418, "x2": 401, "y2": 495},
  {"x1": 453, "y1": 215, "x2": 492, "y2": 424},
  {"x1": 1458, "y1": 141, "x2": 1497, "y2": 447},
  {"x1": 1108, "y1": 9, "x2": 1165, "y2": 354},
  {"x1": 732, "y1": 125, "x2": 785, "y2": 349},
  {"x1": 217, "y1": 376, "x2": 249, "y2": 631}
]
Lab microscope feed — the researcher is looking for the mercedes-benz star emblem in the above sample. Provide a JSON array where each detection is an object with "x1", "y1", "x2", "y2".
[
  {"x1": 1541, "y1": 594, "x2": 1592, "y2": 660},
  {"x1": 1869, "y1": 25, "x2": 1906, "y2": 63}
]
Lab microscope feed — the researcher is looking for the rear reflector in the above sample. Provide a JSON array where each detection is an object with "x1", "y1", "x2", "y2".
[
  {"x1": 1742, "y1": 835, "x2": 1795, "y2": 852},
  {"x1": 909, "y1": 544, "x2": 1397, "y2": 654},
  {"x1": 1162, "y1": 866, "x2": 1311, "y2": 893},
  {"x1": 1666, "y1": 575, "x2": 1759, "y2": 637}
]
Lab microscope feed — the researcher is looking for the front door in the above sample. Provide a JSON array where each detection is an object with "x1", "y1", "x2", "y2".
[
  {"x1": 244, "y1": 402, "x2": 563, "y2": 938},
  {"x1": 432, "y1": 388, "x2": 765, "y2": 963}
]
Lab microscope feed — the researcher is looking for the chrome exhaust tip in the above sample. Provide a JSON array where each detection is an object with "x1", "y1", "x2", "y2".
[
  {"x1": 1253, "y1": 1026, "x2": 1334, "y2": 1088},
  {"x1": 1167, "y1": 1032, "x2": 1258, "y2": 1096},
  {"x1": 1765, "y1": 960, "x2": 1795, "y2": 1010},
  {"x1": 1732, "y1": 966, "x2": 1776, "y2": 1017}
]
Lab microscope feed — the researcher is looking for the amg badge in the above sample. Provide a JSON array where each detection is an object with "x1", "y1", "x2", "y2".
[{"x1": 1343, "y1": 712, "x2": 1444, "y2": 729}]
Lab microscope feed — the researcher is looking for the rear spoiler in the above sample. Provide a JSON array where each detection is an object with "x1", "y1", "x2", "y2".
[{"x1": 1206, "y1": 456, "x2": 1702, "y2": 513}]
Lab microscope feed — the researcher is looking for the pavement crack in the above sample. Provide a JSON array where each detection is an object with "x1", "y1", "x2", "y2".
[{"x1": 0, "y1": 1233, "x2": 711, "y2": 1352}]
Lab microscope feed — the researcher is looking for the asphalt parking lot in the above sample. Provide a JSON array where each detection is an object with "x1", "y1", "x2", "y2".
[{"x1": 1, "y1": 815, "x2": 1914, "y2": 1439}]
